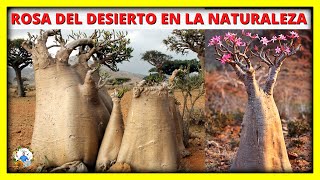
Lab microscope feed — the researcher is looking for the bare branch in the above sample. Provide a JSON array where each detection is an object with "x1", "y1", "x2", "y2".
[
  {"x1": 97, "y1": 77, "x2": 109, "y2": 89},
  {"x1": 39, "y1": 29, "x2": 61, "y2": 43},
  {"x1": 21, "y1": 41, "x2": 32, "y2": 53},
  {"x1": 65, "y1": 38, "x2": 94, "y2": 50},
  {"x1": 264, "y1": 44, "x2": 301, "y2": 95},
  {"x1": 47, "y1": 44, "x2": 61, "y2": 49},
  {"x1": 229, "y1": 63, "x2": 246, "y2": 82}
]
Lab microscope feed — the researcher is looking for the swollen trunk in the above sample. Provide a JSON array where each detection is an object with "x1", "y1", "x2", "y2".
[
  {"x1": 96, "y1": 96, "x2": 124, "y2": 171},
  {"x1": 231, "y1": 88, "x2": 292, "y2": 172},
  {"x1": 31, "y1": 63, "x2": 111, "y2": 168},
  {"x1": 116, "y1": 86, "x2": 178, "y2": 172}
]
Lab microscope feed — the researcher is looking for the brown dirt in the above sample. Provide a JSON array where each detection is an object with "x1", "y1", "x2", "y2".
[{"x1": 8, "y1": 90, "x2": 205, "y2": 172}]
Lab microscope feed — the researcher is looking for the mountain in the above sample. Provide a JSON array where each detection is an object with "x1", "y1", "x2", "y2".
[{"x1": 8, "y1": 60, "x2": 145, "y2": 87}]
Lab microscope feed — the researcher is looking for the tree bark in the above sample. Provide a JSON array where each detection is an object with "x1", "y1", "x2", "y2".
[
  {"x1": 230, "y1": 74, "x2": 292, "y2": 172},
  {"x1": 198, "y1": 55, "x2": 205, "y2": 73},
  {"x1": 168, "y1": 95, "x2": 189, "y2": 158},
  {"x1": 14, "y1": 68, "x2": 25, "y2": 97},
  {"x1": 116, "y1": 86, "x2": 178, "y2": 172},
  {"x1": 22, "y1": 30, "x2": 114, "y2": 170},
  {"x1": 31, "y1": 62, "x2": 111, "y2": 168},
  {"x1": 96, "y1": 96, "x2": 124, "y2": 171}
]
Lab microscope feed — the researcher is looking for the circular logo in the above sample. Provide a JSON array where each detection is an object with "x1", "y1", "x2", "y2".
[{"x1": 12, "y1": 147, "x2": 33, "y2": 168}]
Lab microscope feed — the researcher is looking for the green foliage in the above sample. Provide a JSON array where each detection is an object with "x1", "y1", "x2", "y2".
[
  {"x1": 108, "y1": 77, "x2": 131, "y2": 86},
  {"x1": 70, "y1": 30, "x2": 133, "y2": 71},
  {"x1": 114, "y1": 87, "x2": 130, "y2": 98},
  {"x1": 8, "y1": 39, "x2": 32, "y2": 70},
  {"x1": 141, "y1": 50, "x2": 172, "y2": 74},
  {"x1": 149, "y1": 59, "x2": 200, "y2": 75},
  {"x1": 173, "y1": 67, "x2": 203, "y2": 94},
  {"x1": 163, "y1": 29, "x2": 205, "y2": 56},
  {"x1": 288, "y1": 119, "x2": 311, "y2": 137},
  {"x1": 98, "y1": 67, "x2": 111, "y2": 79},
  {"x1": 206, "y1": 110, "x2": 243, "y2": 135},
  {"x1": 143, "y1": 73, "x2": 165, "y2": 84}
]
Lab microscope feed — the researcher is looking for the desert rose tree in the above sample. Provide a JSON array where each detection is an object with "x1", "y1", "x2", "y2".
[
  {"x1": 208, "y1": 30, "x2": 301, "y2": 172},
  {"x1": 21, "y1": 29, "x2": 132, "y2": 170}
]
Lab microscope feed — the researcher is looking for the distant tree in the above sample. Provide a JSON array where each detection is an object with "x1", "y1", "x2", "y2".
[
  {"x1": 8, "y1": 39, "x2": 32, "y2": 97},
  {"x1": 169, "y1": 67, "x2": 204, "y2": 146},
  {"x1": 149, "y1": 59, "x2": 200, "y2": 75},
  {"x1": 141, "y1": 50, "x2": 172, "y2": 76},
  {"x1": 163, "y1": 30, "x2": 205, "y2": 72},
  {"x1": 143, "y1": 73, "x2": 164, "y2": 84},
  {"x1": 108, "y1": 77, "x2": 131, "y2": 86}
]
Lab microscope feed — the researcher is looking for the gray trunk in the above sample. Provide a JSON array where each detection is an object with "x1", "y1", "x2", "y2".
[
  {"x1": 230, "y1": 75, "x2": 292, "y2": 172},
  {"x1": 15, "y1": 68, "x2": 25, "y2": 97}
]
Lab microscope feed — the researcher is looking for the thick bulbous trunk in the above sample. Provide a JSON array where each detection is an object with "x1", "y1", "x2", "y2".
[
  {"x1": 96, "y1": 97, "x2": 124, "y2": 171},
  {"x1": 116, "y1": 86, "x2": 178, "y2": 172},
  {"x1": 231, "y1": 77, "x2": 291, "y2": 172},
  {"x1": 31, "y1": 61, "x2": 111, "y2": 169}
]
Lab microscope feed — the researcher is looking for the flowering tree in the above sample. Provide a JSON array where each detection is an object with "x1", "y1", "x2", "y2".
[{"x1": 208, "y1": 30, "x2": 301, "y2": 172}]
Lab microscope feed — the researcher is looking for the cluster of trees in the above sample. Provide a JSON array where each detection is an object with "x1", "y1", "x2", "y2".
[{"x1": 8, "y1": 29, "x2": 205, "y2": 172}]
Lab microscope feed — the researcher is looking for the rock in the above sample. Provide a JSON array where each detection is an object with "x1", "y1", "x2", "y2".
[
  {"x1": 108, "y1": 162, "x2": 131, "y2": 172},
  {"x1": 180, "y1": 149, "x2": 191, "y2": 158},
  {"x1": 288, "y1": 152, "x2": 299, "y2": 160}
]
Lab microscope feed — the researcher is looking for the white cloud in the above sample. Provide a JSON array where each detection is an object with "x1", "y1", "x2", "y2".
[{"x1": 9, "y1": 29, "x2": 198, "y2": 75}]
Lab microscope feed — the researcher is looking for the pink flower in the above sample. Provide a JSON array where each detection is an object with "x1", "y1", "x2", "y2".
[
  {"x1": 245, "y1": 32, "x2": 252, "y2": 37},
  {"x1": 284, "y1": 46, "x2": 291, "y2": 54},
  {"x1": 275, "y1": 46, "x2": 281, "y2": 53},
  {"x1": 224, "y1": 32, "x2": 236, "y2": 41},
  {"x1": 220, "y1": 53, "x2": 232, "y2": 64},
  {"x1": 278, "y1": 34, "x2": 287, "y2": 41},
  {"x1": 234, "y1": 37, "x2": 244, "y2": 46},
  {"x1": 260, "y1": 37, "x2": 270, "y2": 46},
  {"x1": 289, "y1": 31, "x2": 299, "y2": 39},
  {"x1": 271, "y1": 35, "x2": 277, "y2": 43},
  {"x1": 251, "y1": 34, "x2": 259, "y2": 39},
  {"x1": 208, "y1": 35, "x2": 221, "y2": 46}
]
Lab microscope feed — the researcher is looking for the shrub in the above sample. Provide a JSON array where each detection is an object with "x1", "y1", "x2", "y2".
[
  {"x1": 205, "y1": 110, "x2": 243, "y2": 135},
  {"x1": 143, "y1": 73, "x2": 165, "y2": 84},
  {"x1": 288, "y1": 119, "x2": 311, "y2": 137}
]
